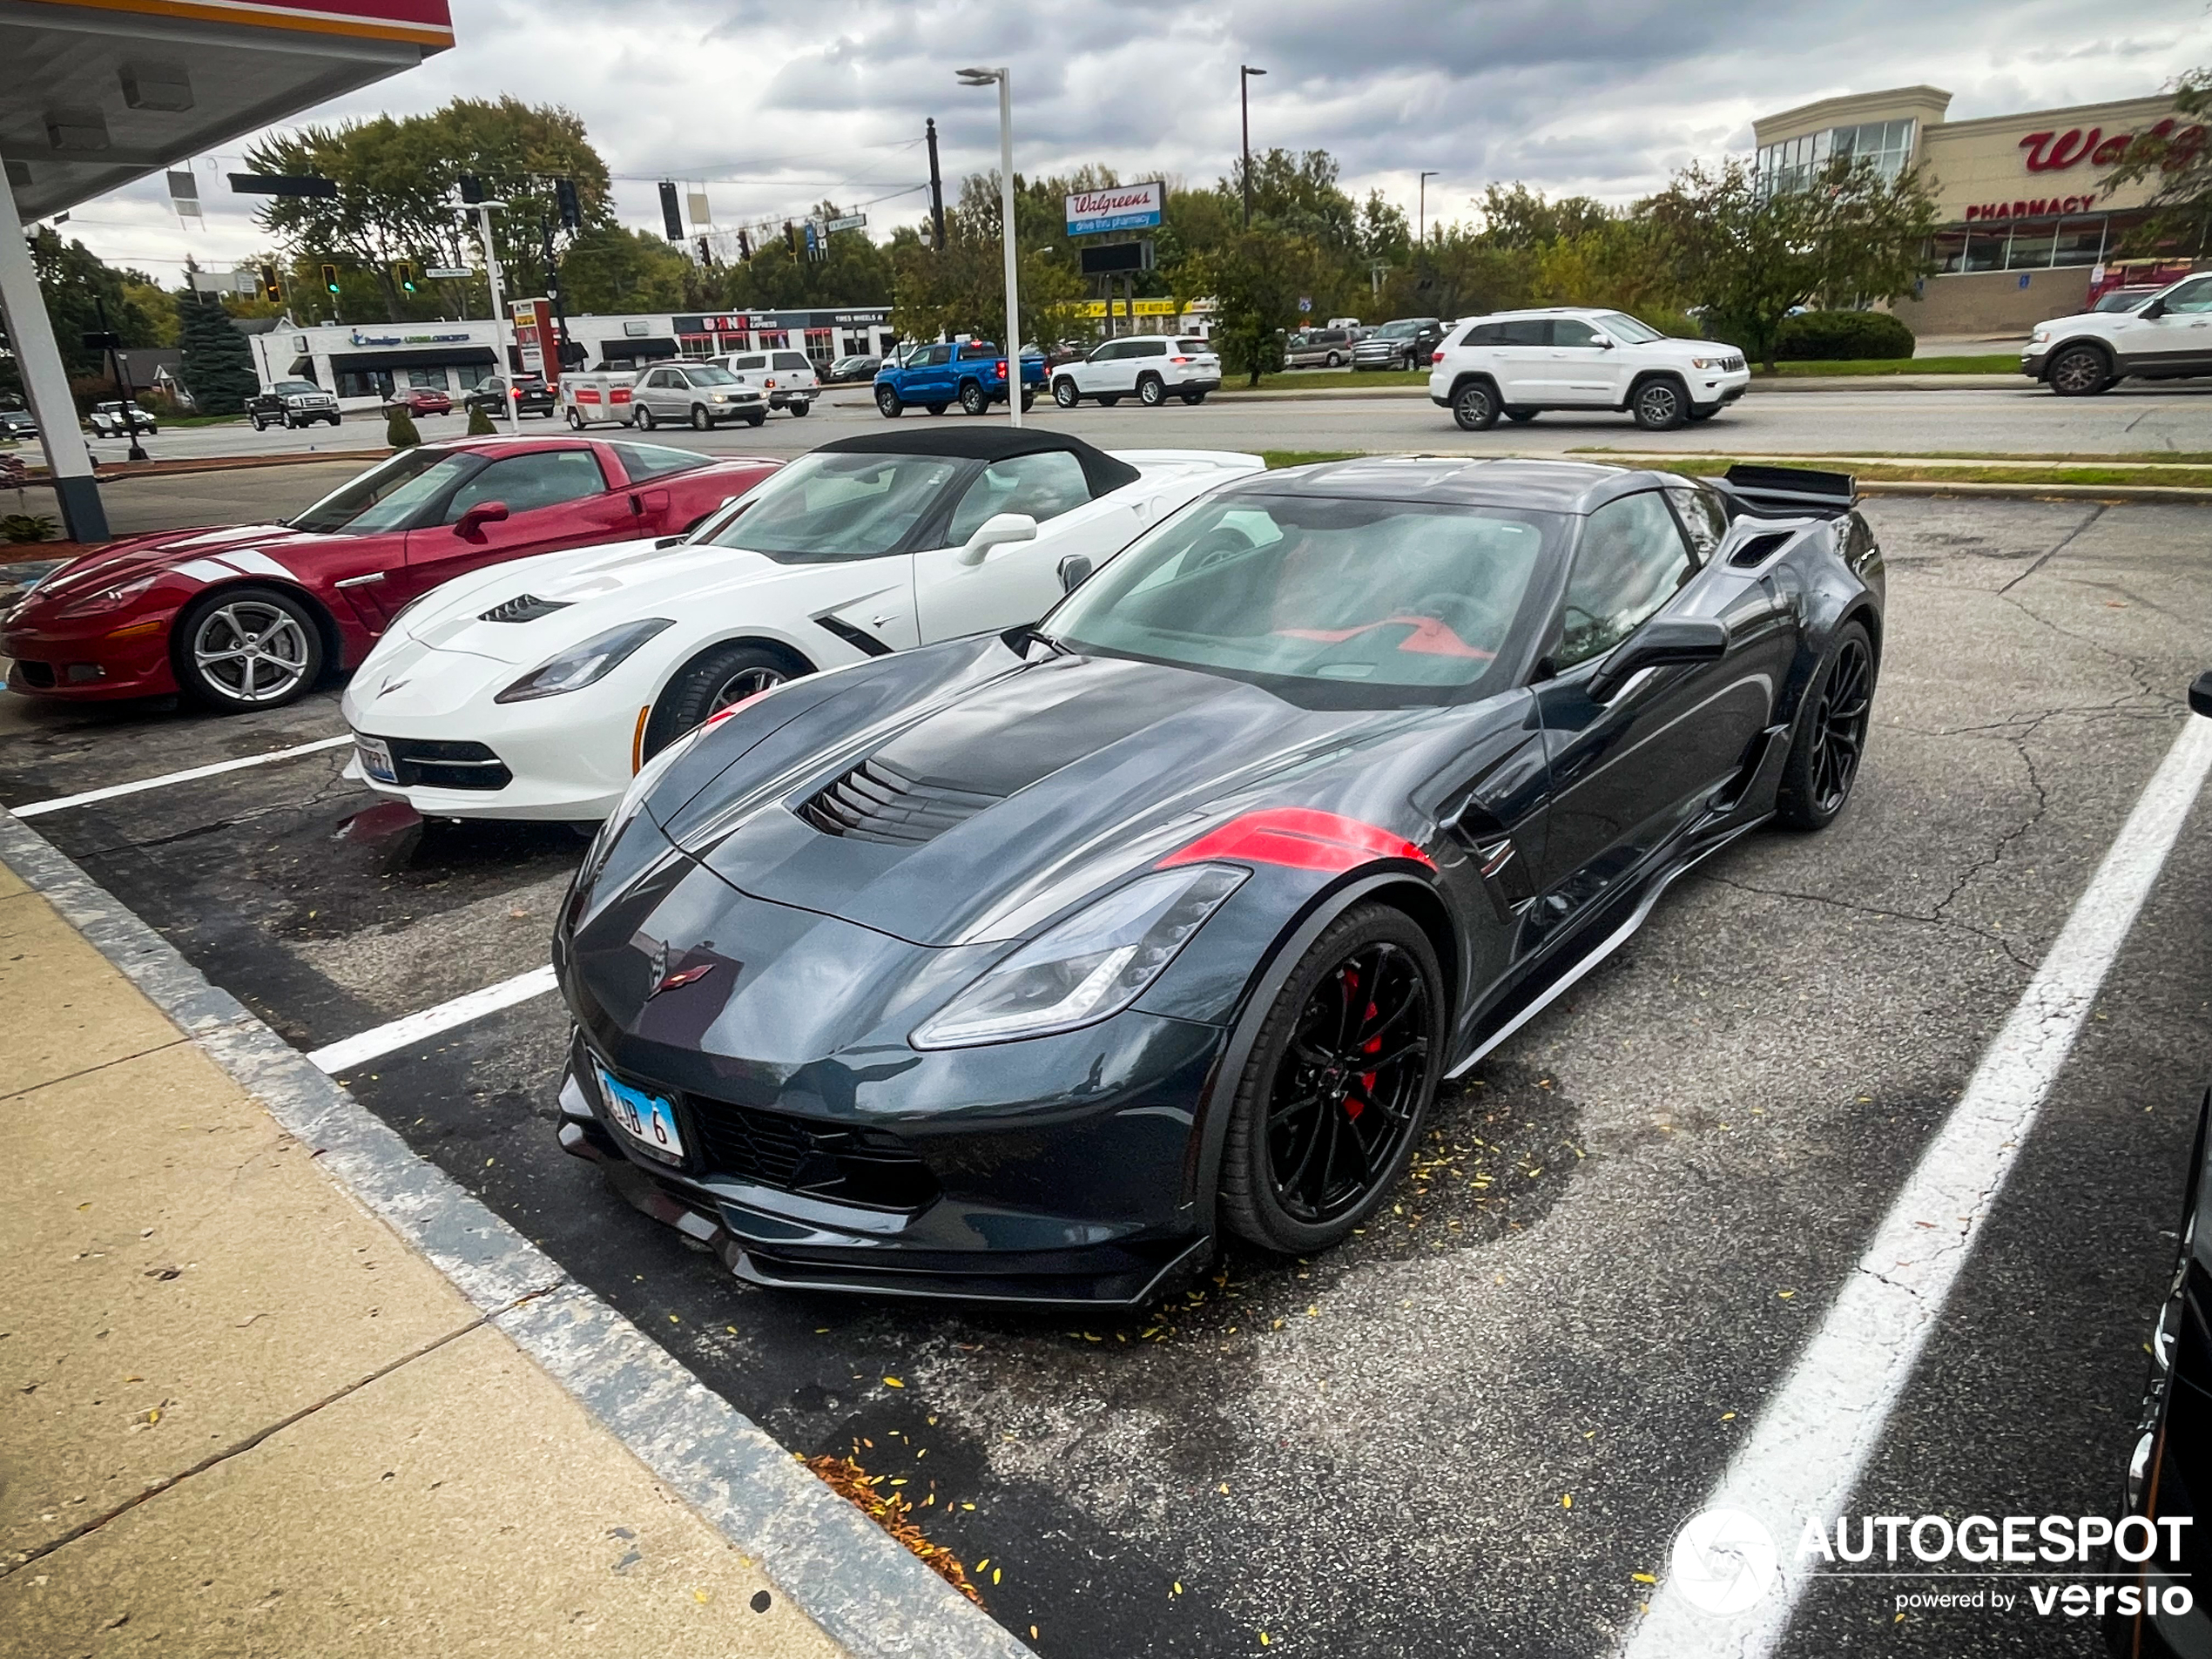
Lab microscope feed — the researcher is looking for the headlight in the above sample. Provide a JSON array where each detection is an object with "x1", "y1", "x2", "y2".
[
  {"x1": 912, "y1": 864, "x2": 1247, "y2": 1049},
  {"x1": 1690, "y1": 356, "x2": 1728, "y2": 370},
  {"x1": 57, "y1": 572, "x2": 158, "y2": 617},
  {"x1": 711, "y1": 393, "x2": 730, "y2": 402},
  {"x1": 2029, "y1": 327, "x2": 2052, "y2": 345},
  {"x1": 495, "y1": 618, "x2": 673, "y2": 704}
]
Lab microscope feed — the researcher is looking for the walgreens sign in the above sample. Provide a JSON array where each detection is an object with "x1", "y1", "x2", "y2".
[
  {"x1": 2018, "y1": 116, "x2": 2205, "y2": 172},
  {"x1": 1067, "y1": 181, "x2": 1165, "y2": 237}
]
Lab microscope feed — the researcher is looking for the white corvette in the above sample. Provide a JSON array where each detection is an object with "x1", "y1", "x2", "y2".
[{"x1": 340, "y1": 429, "x2": 1263, "y2": 821}]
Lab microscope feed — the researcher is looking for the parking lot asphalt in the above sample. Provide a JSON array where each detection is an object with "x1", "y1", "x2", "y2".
[{"x1": 2, "y1": 495, "x2": 2207, "y2": 1657}]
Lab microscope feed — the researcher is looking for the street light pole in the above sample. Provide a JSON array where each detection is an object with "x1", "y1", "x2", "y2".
[
  {"x1": 959, "y1": 66, "x2": 1022, "y2": 427},
  {"x1": 470, "y1": 199, "x2": 519, "y2": 433},
  {"x1": 1419, "y1": 171, "x2": 1439, "y2": 246},
  {"x1": 1240, "y1": 65, "x2": 1266, "y2": 228}
]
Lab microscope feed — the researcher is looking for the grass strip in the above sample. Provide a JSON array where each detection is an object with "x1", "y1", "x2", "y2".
[{"x1": 1752, "y1": 354, "x2": 2019, "y2": 375}]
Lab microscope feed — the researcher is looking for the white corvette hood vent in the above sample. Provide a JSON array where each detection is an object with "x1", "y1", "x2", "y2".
[{"x1": 479, "y1": 593, "x2": 574, "y2": 624}]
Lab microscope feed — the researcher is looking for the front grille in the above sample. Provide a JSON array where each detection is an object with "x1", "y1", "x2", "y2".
[
  {"x1": 479, "y1": 593, "x2": 572, "y2": 624},
  {"x1": 685, "y1": 1096, "x2": 937, "y2": 1211},
  {"x1": 1719, "y1": 354, "x2": 1746, "y2": 372},
  {"x1": 798, "y1": 757, "x2": 1001, "y2": 846},
  {"x1": 385, "y1": 736, "x2": 511, "y2": 791}
]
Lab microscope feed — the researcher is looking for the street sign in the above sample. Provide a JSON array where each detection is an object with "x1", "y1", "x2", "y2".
[
  {"x1": 80, "y1": 330, "x2": 121, "y2": 351},
  {"x1": 825, "y1": 213, "x2": 867, "y2": 233},
  {"x1": 1298, "y1": 295, "x2": 1312, "y2": 313},
  {"x1": 1066, "y1": 180, "x2": 1164, "y2": 237},
  {"x1": 423, "y1": 266, "x2": 471, "y2": 280},
  {"x1": 228, "y1": 172, "x2": 338, "y2": 199}
]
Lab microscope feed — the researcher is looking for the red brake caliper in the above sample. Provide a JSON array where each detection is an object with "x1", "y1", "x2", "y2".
[{"x1": 1345, "y1": 982, "x2": 1380, "y2": 1123}]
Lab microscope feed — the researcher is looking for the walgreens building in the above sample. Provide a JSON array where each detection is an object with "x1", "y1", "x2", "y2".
[{"x1": 1751, "y1": 85, "x2": 2205, "y2": 336}]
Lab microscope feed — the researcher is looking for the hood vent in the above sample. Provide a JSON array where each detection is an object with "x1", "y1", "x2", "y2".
[
  {"x1": 480, "y1": 593, "x2": 572, "y2": 623},
  {"x1": 798, "y1": 757, "x2": 1003, "y2": 846}
]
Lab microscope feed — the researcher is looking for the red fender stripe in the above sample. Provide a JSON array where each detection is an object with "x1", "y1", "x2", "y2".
[{"x1": 1159, "y1": 806, "x2": 1433, "y2": 873}]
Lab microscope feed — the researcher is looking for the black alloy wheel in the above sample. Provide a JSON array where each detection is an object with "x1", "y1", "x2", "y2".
[
  {"x1": 1777, "y1": 620, "x2": 1875, "y2": 829},
  {"x1": 1632, "y1": 377, "x2": 1688, "y2": 431},
  {"x1": 959, "y1": 380, "x2": 989, "y2": 416},
  {"x1": 2048, "y1": 343, "x2": 2111, "y2": 397},
  {"x1": 1054, "y1": 378, "x2": 1081, "y2": 408},
  {"x1": 1452, "y1": 381, "x2": 1498, "y2": 431},
  {"x1": 1137, "y1": 374, "x2": 1166, "y2": 407},
  {"x1": 1221, "y1": 904, "x2": 1444, "y2": 1252},
  {"x1": 876, "y1": 385, "x2": 904, "y2": 418}
]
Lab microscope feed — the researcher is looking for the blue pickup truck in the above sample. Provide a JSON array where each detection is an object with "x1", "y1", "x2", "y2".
[{"x1": 873, "y1": 341, "x2": 1043, "y2": 418}]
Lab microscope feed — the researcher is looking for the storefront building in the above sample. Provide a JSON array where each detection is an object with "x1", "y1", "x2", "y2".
[{"x1": 1751, "y1": 85, "x2": 2206, "y2": 336}]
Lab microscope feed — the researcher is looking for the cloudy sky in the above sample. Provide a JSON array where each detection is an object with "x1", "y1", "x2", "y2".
[{"x1": 54, "y1": 0, "x2": 2210, "y2": 280}]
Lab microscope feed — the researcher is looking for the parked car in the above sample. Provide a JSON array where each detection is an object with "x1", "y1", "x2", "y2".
[
  {"x1": 627, "y1": 362, "x2": 767, "y2": 429},
  {"x1": 547, "y1": 457, "x2": 1882, "y2": 1304},
  {"x1": 2024, "y1": 272, "x2": 2212, "y2": 395},
  {"x1": 247, "y1": 381, "x2": 342, "y2": 429},
  {"x1": 2090, "y1": 287, "x2": 2167, "y2": 314},
  {"x1": 341, "y1": 429, "x2": 1262, "y2": 821},
  {"x1": 1353, "y1": 318, "x2": 1446, "y2": 371},
  {"x1": 1284, "y1": 327, "x2": 1359, "y2": 368},
  {"x1": 466, "y1": 374, "x2": 558, "y2": 420},
  {"x1": 381, "y1": 387, "x2": 453, "y2": 417},
  {"x1": 874, "y1": 340, "x2": 1043, "y2": 416},
  {"x1": 1429, "y1": 307, "x2": 1750, "y2": 432},
  {"x1": 0, "y1": 438, "x2": 778, "y2": 712},
  {"x1": 86, "y1": 400, "x2": 159, "y2": 437},
  {"x1": 707, "y1": 349, "x2": 818, "y2": 415},
  {"x1": 1049, "y1": 336, "x2": 1222, "y2": 408},
  {"x1": 825, "y1": 354, "x2": 880, "y2": 384},
  {"x1": 0, "y1": 408, "x2": 35, "y2": 442}
]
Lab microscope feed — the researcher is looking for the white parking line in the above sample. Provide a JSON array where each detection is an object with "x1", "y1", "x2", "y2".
[
  {"x1": 1622, "y1": 712, "x2": 2212, "y2": 1659},
  {"x1": 307, "y1": 964, "x2": 560, "y2": 1075},
  {"x1": 10, "y1": 734, "x2": 352, "y2": 818}
]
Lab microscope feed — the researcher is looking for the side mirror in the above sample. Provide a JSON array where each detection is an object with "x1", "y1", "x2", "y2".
[
  {"x1": 1586, "y1": 616, "x2": 1729, "y2": 703},
  {"x1": 454, "y1": 500, "x2": 510, "y2": 539},
  {"x1": 1058, "y1": 553, "x2": 1094, "y2": 593},
  {"x1": 958, "y1": 511, "x2": 1038, "y2": 566},
  {"x1": 1596, "y1": 337, "x2": 1615, "y2": 349},
  {"x1": 2189, "y1": 671, "x2": 2212, "y2": 718},
  {"x1": 2141, "y1": 297, "x2": 2168, "y2": 319}
]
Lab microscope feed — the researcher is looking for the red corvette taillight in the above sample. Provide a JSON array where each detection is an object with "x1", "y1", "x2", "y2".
[{"x1": 1160, "y1": 807, "x2": 1433, "y2": 873}]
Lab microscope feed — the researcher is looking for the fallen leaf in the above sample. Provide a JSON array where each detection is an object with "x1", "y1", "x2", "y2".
[
  {"x1": 1632, "y1": 1572, "x2": 1656, "y2": 1584},
  {"x1": 883, "y1": 1377, "x2": 905, "y2": 1388}
]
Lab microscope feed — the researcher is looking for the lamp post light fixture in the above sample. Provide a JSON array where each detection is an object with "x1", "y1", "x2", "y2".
[
  {"x1": 1419, "y1": 170, "x2": 1439, "y2": 246},
  {"x1": 957, "y1": 64, "x2": 1022, "y2": 427},
  {"x1": 1240, "y1": 64, "x2": 1267, "y2": 228}
]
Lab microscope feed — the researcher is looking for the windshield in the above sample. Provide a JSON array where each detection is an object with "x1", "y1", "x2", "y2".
[
  {"x1": 1598, "y1": 312, "x2": 1666, "y2": 343},
  {"x1": 1373, "y1": 321, "x2": 1418, "y2": 339},
  {"x1": 699, "y1": 450, "x2": 963, "y2": 562},
  {"x1": 1047, "y1": 493, "x2": 1563, "y2": 705},
  {"x1": 275, "y1": 381, "x2": 320, "y2": 395},
  {"x1": 287, "y1": 448, "x2": 485, "y2": 535},
  {"x1": 2093, "y1": 290, "x2": 2151, "y2": 313},
  {"x1": 685, "y1": 366, "x2": 742, "y2": 385}
]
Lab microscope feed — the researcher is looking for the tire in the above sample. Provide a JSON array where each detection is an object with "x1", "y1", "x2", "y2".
[
  {"x1": 635, "y1": 403, "x2": 656, "y2": 430},
  {"x1": 1776, "y1": 619, "x2": 1875, "y2": 831},
  {"x1": 788, "y1": 400, "x2": 810, "y2": 418},
  {"x1": 250, "y1": 415, "x2": 266, "y2": 432},
  {"x1": 1181, "y1": 390, "x2": 1206, "y2": 405},
  {"x1": 925, "y1": 401, "x2": 948, "y2": 416},
  {"x1": 1218, "y1": 903, "x2": 1446, "y2": 1254},
  {"x1": 642, "y1": 642, "x2": 807, "y2": 759},
  {"x1": 1020, "y1": 390, "x2": 1035, "y2": 413},
  {"x1": 1631, "y1": 376, "x2": 1689, "y2": 431},
  {"x1": 328, "y1": 415, "x2": 342, "y2": 426},
  {"x1": 566, "y1": 408, "x2": 584, "y2": 429},
  {"x1": 958, "y1": 380, "x2": 988, "y2": 416},
  {"x1": 745, "y1": 410, "x2": 766, "y2": 428},
  {"x1": 1451, "y1": 380, "x2": 1498, "y2": 431},
  {"x1": 691, "y1": 404, "x2": 711, "y2": 430},
  {"x1": 876, "y1": 385, "x2": 904, "y2": 418},
  {"x1": 2048, "y1": 343, "x2": 2112, "y2": 397},
  {"x1": 1097, "y1": 395, "x2": 1122, "y2": 408},
  {"x1": 1503, "y1": 408, "x2": 1538, "y2": 423},
  {"x1": 1325, "y1": 352, "x2": 1343, "y2": 368},
  {"x1": 283, "y1": 415, "x2": 300, "y2": 430},
  {"x1": 172, "y1": 585, "x2": 326, "y2": 713},
  {"x1": 1054, "y1": 378, "x2": 1081, "y2": 408},
  {"x1": 1137, "y1": 374, "x2": 1166, "y2": 407}
]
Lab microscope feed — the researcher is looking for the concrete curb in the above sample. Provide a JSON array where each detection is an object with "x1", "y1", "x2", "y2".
[
  {"x1": 1852, "y1": 479, "x2": 2212, "y2": 503},
  {"x1": 1196, "y1": 373, "x2": 2022, "y2": 402},
  {"x1": 0, "y1": 808, "x2": 1032, "y2": 1659}
]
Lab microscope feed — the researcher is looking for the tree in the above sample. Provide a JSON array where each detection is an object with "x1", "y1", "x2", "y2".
[
  {"x1": 4, "y1": 231, "x2": 163, "y2": 381},
  {"x1": 174, "y1": 292, "x2": 260, "y2": 415},
  {"x1": 888, "y1": 172, "x2": 1084, "y2": 350},
  {"x1": 1645, "y1": 156, "x2": 1936, "y2": 369},
  {"x1": 2098, "y1": 69, "x2": 2212, "y2": 256},
  {"x1": 1185, "y1": 227, "x2": 1338, "y2": 384}
]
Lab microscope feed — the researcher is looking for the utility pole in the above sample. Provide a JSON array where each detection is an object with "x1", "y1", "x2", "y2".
[
  {"x1": 469, "y1": 198, "x2": 517, "y2": 432},
  {"x1": 1240, "y1": 65, "x2": 1266, "y2": 228},
  {"x1": 539, "y1": 211, "x2": 573, "y2": 369},
  {"x1": 925, "y1": 117, "x2": 946, "y2": 251},
  {"x1": 1419, "y1": 171, "x2": 1439, "y2": 246}
]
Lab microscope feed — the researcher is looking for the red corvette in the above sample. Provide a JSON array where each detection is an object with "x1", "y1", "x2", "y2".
[{"x1": 2, "y1": 437, "x2": 779, "y2": 711}]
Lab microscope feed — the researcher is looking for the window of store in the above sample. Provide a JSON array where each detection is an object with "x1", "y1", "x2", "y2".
[
  {"x1": 718, "y1": 332, "x2": 749, "y2": 353},
  {"x1": 804, "y1": 328, "x2": 834, "y2": 368},
  {"x1": 678, "y1": 335, "x2": 715, "y2": 359},
  {"x1": 1964, "y1": 229, "x2": 2008, "y2": 273},
  {"x1": 335, "y1": 368, "x2": 394, "y2": 399},
  {"x1": 2052, "y1": 217, "x2": 2107, "y2": 266},
  {"x1": 407, "y1": 367, "x2": 450, "y2": 390},
  {"x1": 1757, "y1": 118, "x2": 1915, "y2": 195},
  {"x1": 756, "y1": 330, "x2": 788, "y2": 348},
  {"x1": 2005, "y1": 225, "x2": 2059, "y2": 270},
  {"x1": 841, "y1": 331, "x2": 872, "y2": 356},
  {"x1": 452, "y1": 361, "x2": 494, "y2": 390}
]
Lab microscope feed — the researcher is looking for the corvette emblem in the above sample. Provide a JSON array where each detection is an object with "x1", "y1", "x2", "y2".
[{"x1": 640, "y1": 935, "x2": 717, "y2": 999}]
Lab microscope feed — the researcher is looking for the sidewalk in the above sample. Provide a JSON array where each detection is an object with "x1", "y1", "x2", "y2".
[{"x1": 0, "y1": 860, "x2": 850, "y2": 1658}]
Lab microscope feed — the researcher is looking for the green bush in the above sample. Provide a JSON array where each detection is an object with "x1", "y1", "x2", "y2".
[
  {"x1": 385, "y1": 407, "x2": 422, "y2": 448},
  {"x1": 1775, "y1": 309, "x2": 1916, "y2": 361},
  {"x1": 465, "y1": 404, "x2": 496, "y2": 436},
  {"x1": 2, "y1": 511, "x2": 57, "y2": 543}
]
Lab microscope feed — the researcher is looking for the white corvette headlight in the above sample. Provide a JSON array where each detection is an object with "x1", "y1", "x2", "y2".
[
  {"x1": 911, "y1": 865, "x2": 1246, "y2": 1049},
  {"x1": 496, "y1": 618, "x2": 673, "y2": 703}
]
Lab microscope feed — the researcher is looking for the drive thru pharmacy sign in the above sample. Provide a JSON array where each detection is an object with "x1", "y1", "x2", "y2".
[{"x1": 1066, "y1": 181, "x2": 1164, "y2": 237}]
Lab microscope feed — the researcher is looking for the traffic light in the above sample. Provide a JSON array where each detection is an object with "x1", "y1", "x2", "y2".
[
  {"x1": 393, "y1": 260, "x2": 415, "y2": 293},
  {"x1": 456, "y1": 174, "x2": 485, "y2": 205},
  {"x1": 553, "y1": 177, "x2": 582, "y2": 233},
  {"x1": 320, "y1": 262, "x2": 341, "y2": 294},
  {"x1": 258, "y1": 261, "x2": 281, "y2": 302},
  {"x1": 658, "y1": 181, "x2": 683, "y2": 242},
  {"x1": 784, "y1": 220, "x2": 798, "y2": 256},
  {"x1": 737, "y1": 228, "x2": 752, "y2": 261},
  {"x1": 694, "y1": 236, "x2": 713, "y2": 267}
]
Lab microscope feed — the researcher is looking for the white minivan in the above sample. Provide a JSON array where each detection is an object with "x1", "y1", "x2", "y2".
[{"x1": 709, "y1": 349, "x2": 818, "y2": 416}]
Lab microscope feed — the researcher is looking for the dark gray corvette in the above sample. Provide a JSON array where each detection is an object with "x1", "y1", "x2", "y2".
[{"x1": 552, "y1": 456, "x2": 1885, "y2": 1305}]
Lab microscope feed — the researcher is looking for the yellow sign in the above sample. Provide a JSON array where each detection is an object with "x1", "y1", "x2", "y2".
[{"x1": 1077, "y1": 299, "x2": 1180, "y2": 318}]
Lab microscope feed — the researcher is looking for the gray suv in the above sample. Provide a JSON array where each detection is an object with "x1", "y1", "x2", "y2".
[
  {"x1": 630, "y1": 362, "x2": 767, "y2": 429},
  {"x1": 1352, "y1": 318, "x2": 1445, "y2": 371}
]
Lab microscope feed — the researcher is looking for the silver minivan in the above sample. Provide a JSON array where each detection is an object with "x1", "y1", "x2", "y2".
[
  {"x1": 629, "y1": 362, "x2": 767, "y2": 429},
  {"x1": 1284, "y1": 326, "x2": 1358, "y2": 368}
]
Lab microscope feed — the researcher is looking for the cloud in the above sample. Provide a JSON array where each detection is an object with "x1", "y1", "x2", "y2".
[{"x1": 47, "y1": 0, "x2": 2209, "y2": 280}]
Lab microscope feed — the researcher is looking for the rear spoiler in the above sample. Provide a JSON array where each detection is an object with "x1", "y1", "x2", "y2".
[{"x1": 1710, "y1": 462, "x2": 1858, "y2": 519}]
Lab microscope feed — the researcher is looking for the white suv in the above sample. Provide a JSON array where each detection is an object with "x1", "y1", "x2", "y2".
[
  {"x1": 1049, "y1": 335, "x2": 1222, "y2": 407},
  {"x1": 1427, "y1": 307, "x2": 1749, "y2": 432},
  {"x1": 708, "y1": 349, "x2": 818, "y2": 416},
  {"x1": 2022, "y1": 272, "x2": 2212, "y2": 395}
]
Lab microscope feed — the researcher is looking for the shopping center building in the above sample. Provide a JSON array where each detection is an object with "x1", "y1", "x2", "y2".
[{"x1": 1752, "y1": 85, "x2": 2205, "y2": 337}]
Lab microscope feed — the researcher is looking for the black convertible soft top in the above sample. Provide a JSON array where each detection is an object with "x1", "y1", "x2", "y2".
[{"x1": 819, "y1": 426, "x2": 1141, "y2": 495}]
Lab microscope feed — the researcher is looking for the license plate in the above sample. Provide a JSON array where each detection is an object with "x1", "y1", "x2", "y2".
[
  {"x1": 596, "y1": 1064, "x2": 685, "y2": 1163},
  {"x1": 355, "y1": 735, "x2": 397, "y2": 784}
]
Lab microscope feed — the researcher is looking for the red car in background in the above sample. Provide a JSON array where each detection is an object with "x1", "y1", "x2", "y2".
[
  {"x1": 1, "y1": 436, "x2": 779, "y2": 712},
  {"x1": 383, "y1": 386, "x2": 453, "y2": 416}
]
